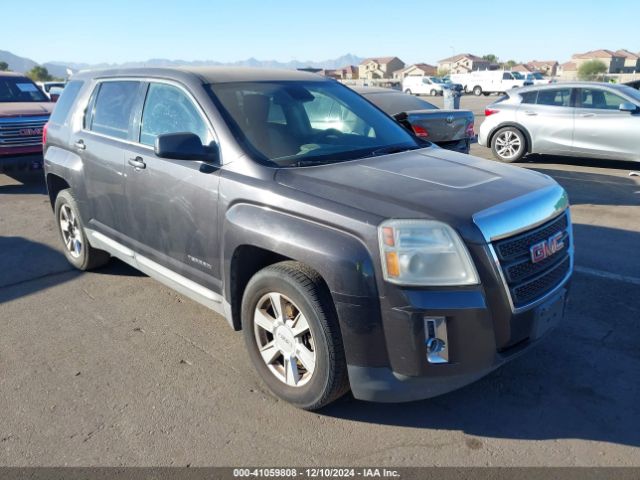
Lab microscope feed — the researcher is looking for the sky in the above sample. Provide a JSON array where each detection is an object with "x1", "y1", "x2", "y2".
[{"x1": 2, "y1": 0, "x2": 639, "y2": 66}]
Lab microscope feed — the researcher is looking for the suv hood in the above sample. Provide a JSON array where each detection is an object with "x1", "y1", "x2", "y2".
[
  {"x1": 0, "y1": 102, "x2": 53, "y2": 117},
  {"x1": 275, "y1": 146, "x2": 556, "y2": 244}
]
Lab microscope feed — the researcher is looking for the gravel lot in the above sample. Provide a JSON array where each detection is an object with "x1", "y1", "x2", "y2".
[{"x1": 1, "y1": 99, "x2": 639, "y2": 467}]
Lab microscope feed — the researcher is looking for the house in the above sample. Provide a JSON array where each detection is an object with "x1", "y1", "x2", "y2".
[
  {"x1": 557, "y1": 61, "x2": 578, "y2": 79},
  {"x1": 615, "y1": 49, "x2": 640, "y2": 72},
  {"x1": 571, "y1": 50, "x2": 626, "y2": 73},
  {"x1": 526, "y1": 60, "x2": 559, "y2": 76},
  {"x1": 358, "y1": 57, "x2": 405, "y2": 80},
  {"x1": 512, "y1": 64, "x2": 534, "y2": 74},
  {"x1": 393, "y1": 63, "x2": 437, "y2": 80},
  {"x1": 338, "y1": 65, "x2": 359, "y2": 80},
  {"x1": 437, "y1": 53, "x2": 491, "y2": 74}
]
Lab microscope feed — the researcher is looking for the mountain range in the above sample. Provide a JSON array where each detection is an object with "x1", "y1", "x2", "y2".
[{"x1": 0, "y1": 50, "x2": 365, "y2": 78}]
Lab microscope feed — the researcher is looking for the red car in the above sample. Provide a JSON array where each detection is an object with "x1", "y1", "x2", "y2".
[{"x1": 0, "y1": 72, "x2": 53, "y2": 158}]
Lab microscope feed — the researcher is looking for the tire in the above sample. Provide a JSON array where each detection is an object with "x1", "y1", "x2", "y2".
[
  {"x1": 404, "y1": 89, "x2": 412, "y2": 95},
  {"x1": 491, "y1": 126, "x2": 527, "y2": 163},
  {"x1": 241, "y1": 261, "x2": 349, "y2": 410},
  {"x1": 54, "y1": 189, "x2": 110, "y2": 270},
  {"x1": 430, "y1": 89, "x2": 438, "y2": 96},
  {"x1": 483, "y1": 92, "x2": 491, "y2": 96},
  {"x1": 473, "y1": 85, "x2": 482, "y2": 96}
]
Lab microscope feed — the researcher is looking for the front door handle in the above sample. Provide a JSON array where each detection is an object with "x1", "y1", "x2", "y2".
[
  {"x1": 580, "y1": 113, "x2": 596, "y2": 118},
  {"x1": 523, "y1": 111, "x2": 538, "y2": 116},
  {"x1": 128, "y1": 157, "x2": 146, "y2": 170},
  {"x1": 74, "y1": 140, "x2": 86, "y2": 150}
]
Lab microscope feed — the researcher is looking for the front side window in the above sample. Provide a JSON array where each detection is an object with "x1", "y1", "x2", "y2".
[
  {"x1": 0, "y1": 76, "x2": 49, "y2": 103},
  {"x1": 579, "y1": 89, "x2": 627, "y2": 110},
  {"x1": 140, "y1": 83, "x2": 211, "y2": 146},
  {"x1": 535, "y1": 88, "x2": 572, "y2": 107},
  {"x1": 208, "y1": 81, "x2": 419, "y2": 167},
  {"x1": 89, "y1": 81, "x2": 140, "y2": 139}
]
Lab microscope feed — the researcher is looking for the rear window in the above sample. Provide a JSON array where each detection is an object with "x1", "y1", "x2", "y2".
[
  {"x1": 0, "y1": 76, "x2": 49, "y2": 103},
  {"x1": 49, "y1": 81, "x2": 83, "y2": 125},
  {"x1": 89, "y1": 81, "x2": 140, "y2": 139}
]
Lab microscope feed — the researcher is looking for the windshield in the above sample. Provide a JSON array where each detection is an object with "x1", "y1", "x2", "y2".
[
  {"x1": 532, "y1": 72, "x2": 544, "y2": 80},
  {"x1": 511, "y1": 72, "x2": 524, "y2": 80},
  {"x1": 618, "y1": 85, "x2": 640, "y2": 103},
  {"x1": 208, "y1": 81, "x2": 420, "y2": 167},
  {"x1": 0, "y1": 76, "x2": 49, "y2": 103},
  {"x1": 430, "y1": 77, "x2": 444, "y2": 84}
]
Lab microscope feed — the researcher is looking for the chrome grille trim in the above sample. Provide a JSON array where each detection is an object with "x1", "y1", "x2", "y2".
[{"x1": 0, "y1": 115, "x2": 48, "y2": 147}]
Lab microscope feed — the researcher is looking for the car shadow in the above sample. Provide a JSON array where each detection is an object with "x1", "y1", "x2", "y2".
[
  {"x1": 321, "y1": 223, "x2": 640, "y2": 448},
  {"x1": 520, "y1": 155, "x2": 640, "y2": 207},
  {"x1": 0, "y1": 168, "x2": 47, "y2": 195}
]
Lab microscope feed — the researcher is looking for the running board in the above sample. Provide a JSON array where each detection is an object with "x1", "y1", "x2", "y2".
[{"x1": 87, "y1": 230, "x2": 230, "y2": 324}]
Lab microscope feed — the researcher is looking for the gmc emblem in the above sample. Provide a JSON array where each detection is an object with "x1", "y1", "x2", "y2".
[
  {"x1": 19, "y1": 128, "x2": 42, "y2": 136},
  {"x1": 530, "y1": 231, "x2": 565, "y2": 264}
]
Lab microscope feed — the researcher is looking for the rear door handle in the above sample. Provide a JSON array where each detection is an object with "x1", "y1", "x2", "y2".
[
  {"x1": 524, "y1": 111, "x2": 538, "y2": 116},
  {"x1": 580, "y1": 113, "x2": 596, "y2": 118},
  {"x1": 74, "y1": 140, "x2": 86, "y2": 150},
  {"x1": 128, "y1": 156, "x2": 146, "y2": 170}
]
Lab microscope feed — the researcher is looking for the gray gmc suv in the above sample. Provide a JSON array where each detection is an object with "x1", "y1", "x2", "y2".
[{"x1": 44, "y1": 67, "x2": 573, "y2": 409}]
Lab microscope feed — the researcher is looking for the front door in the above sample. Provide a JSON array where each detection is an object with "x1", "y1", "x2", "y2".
[
  {"x1": 124, "y1": 81, "x2": 222, "y2": 292},
  {"x1": 572, "y1": 87, "x2": 640, "y2": 161}
]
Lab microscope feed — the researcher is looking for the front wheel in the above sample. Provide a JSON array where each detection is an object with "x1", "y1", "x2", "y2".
[
  {"x1": 54, "y1": 189, "x2": 110, "y2": 270},
  {"x1": 491, "y1": 127, "x2": 527, "y2": 162},
  {"x1": 241, "y1": 261, "x2": 349, "y2": 410},
  {"x1": 430, "y1": 89, "x2": 438, "y2": 96}
]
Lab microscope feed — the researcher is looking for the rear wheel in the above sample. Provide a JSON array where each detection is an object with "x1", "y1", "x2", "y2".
[
  {"x1": 430, "y1": 89, "x2": 438, "y2": 96},
  {"x1": 491, "y1": 127, "x2": 527, "y2": 163},
  {"x1": 241, "y1": 261, "x2": 349, "y2": 410},
  {"x1": 404, "y1": 89, "x2": 412, "y2": 95},
  {"x1": 54, "y1": 189, "x2": 110, "y2": 270},
  {"x1": 473, "y1": 85, "x2": 482, "y2": 96}
]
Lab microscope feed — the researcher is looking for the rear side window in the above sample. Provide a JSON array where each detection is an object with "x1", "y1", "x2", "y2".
[
  {"x1": 520, "y1": 91, "x2": 537, "y2": 104},
  {"x1": 89, "y1": 81, "x2": 140, "y2": 140},
  {"x1": 49, "y1": 81, "x2": 83, "y2": 125},
  {"x1": 535, "y1": 88, "x2": 571, "y2": 107}
]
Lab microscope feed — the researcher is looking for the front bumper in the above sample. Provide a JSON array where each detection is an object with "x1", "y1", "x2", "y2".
[{"x1": 347, "y1": 286, "x2": 569, "y2": 402}]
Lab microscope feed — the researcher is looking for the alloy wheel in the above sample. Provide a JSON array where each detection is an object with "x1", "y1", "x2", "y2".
[
  {"x1": 253, "y1": 292, "x2": 316, "y2": 387},
  {"x1": 59, "y1": 204, "x2": 82, "y2": 258},
  {"x1": 495, "y1": 131, "x2": 523, "y2": 160}
]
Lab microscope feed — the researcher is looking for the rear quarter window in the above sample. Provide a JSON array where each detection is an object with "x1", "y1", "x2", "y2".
[{"x1": 48, "y1": 81, "x2": 84, "y2": 125}]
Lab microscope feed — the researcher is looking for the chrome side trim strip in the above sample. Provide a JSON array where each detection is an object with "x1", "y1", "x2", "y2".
[
  {"x1": 473, "y1": 184, "x2": 569, "y2": 242},
  {"x1": 86, "y1": 228, "x2": 231, "y2": 325}
]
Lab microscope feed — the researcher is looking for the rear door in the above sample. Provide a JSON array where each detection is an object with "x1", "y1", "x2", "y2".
[
  {"x1": 75, "y1": 80, "x2": 143, "y2": 240},
  {"x1": 572, "y1": 87, "x2": 640, "y2": 161},
  {"x1": 123, "y1": 81, "x2": 222, "y2": 291},
  {"x1": 516, "y1": 87, "x2": 575, "y2": 155}
]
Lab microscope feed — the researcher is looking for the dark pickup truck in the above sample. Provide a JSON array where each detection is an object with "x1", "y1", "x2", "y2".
[{"x1": 44, "y1": 67, "x2": 573, "y2": 410}]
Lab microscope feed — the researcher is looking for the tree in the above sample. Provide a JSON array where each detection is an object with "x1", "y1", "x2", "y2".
[
  {"x1": 503, "y1": 60, "x2": 518, "y2": 69},
  {"x1": 26, "y1": 66, "x2": 53, "y2": 82},
  {"x1": 483, "y1": 54, "x2": 499, "y2": 64},
  {"x1": 578, "y1": 60, "x2": 607, "y2": 81},
  {"x1": 437, "y1": 67, "x2": 450, "y2": 77},
  {"x1": 0, "y1": 61, "x2": 9, "y2": 71}
]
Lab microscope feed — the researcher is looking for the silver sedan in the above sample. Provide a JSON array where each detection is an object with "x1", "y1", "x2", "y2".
[{"x1": 478, "y1": 82, "x2": 640, "y2": 163}]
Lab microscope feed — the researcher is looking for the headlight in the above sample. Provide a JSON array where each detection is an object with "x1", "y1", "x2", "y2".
[{"x1": 378, "y1": 219, "x2": 479, "y2": 286}]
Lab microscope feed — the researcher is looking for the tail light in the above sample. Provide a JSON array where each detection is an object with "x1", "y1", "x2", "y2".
[
  {"x1": 412, "y1": 124, "x2": 429, "y2": 138},
  {"x1": 465, "y1": 121, "x2": 475, "y2": 137},
  {"x1": 42, "y1": 122, "x2": 49, "y2": 145},
  {"x1": 484, "y1": 108, "x2": 500, "y2": 117}
]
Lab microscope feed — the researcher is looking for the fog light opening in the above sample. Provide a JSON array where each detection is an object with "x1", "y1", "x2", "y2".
[{"x1": 424, "y1": 316, "x2": 449, "y2": 364}]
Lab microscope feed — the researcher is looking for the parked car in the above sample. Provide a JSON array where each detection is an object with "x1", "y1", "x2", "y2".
[
  {"x1": 353, "y1": 86, "x2": 475, "y2": 153},
  {"x1": 37, "y1": 81, "x2": 66, "y2": 101},
  {"x1": 402, "y1": 76, "x2": 462, "y2": 96},
  {"x1": 522, "y1": 72, "x2": 553, "y2": 85},
  {"x1": 479, "y1": 82, "x2": 640, "y2": 163},
  {"x1": 0, "y1": 72, "x2": 53, "y2": 158},
  {"x1": 44, "y1": 67, "x2": 573, "y2": 409},
  {"x1": 450, "y1": 70, "x2": 533, "y2": 96}
]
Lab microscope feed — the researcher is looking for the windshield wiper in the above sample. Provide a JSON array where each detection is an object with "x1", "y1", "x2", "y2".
[{"x1": 362, "y1": 144, "x2": 421, "y2": 158}]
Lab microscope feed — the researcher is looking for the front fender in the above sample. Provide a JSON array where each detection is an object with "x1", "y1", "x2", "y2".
[{"x1": 222, "y1": 203, "x2": 389, "y2": 368}]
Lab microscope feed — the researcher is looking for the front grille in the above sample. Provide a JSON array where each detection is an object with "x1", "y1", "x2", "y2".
[
  {"x1": 0, "y1": 116, "x2": 48, "y2": 147},
  {"x1": 493, "y1": 212, "x2": 571, "y2": 309}
]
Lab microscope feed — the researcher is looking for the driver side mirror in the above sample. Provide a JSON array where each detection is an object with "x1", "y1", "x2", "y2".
[
  {"x1": 619, "y1": 102, "x2": 638, "y2": 113},
  {"x1": 155, "y1": 132, "x2": 212, "y2": 161}
]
